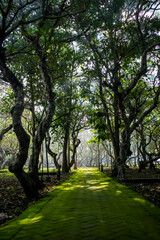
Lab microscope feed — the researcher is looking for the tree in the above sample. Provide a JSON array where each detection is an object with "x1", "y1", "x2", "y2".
[
  {"x1": 1, "y1": 0, "x2": 160, "y2": 196},
  {"x1": 77, "y1": 0, "x2": 160, "y2": 178},
  {"x1": 0, "y1": 1, "x2": 42, "y2": 198},
  {"x1": 0, "y1": 0, "x2": 90, "y2": 197},
  {"x1": 50, "y1": 68, "x2": 88, "y2": 172},
  {"x1": 136, "y1": 107, "x2": 160, "y2": 171}
]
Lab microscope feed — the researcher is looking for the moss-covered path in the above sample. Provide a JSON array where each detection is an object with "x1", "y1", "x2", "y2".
[{"x1": 1, "y1": 168, "x2": 160, "y2": 240}]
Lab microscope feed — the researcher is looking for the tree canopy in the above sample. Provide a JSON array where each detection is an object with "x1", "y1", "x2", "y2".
[{"x1": 0, "y1": 0, "x2": 160, "y2": 197}]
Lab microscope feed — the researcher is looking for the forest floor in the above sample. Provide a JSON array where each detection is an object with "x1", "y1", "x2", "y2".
[
  {"x1": 0, "y1": 168, "x2": 160, "y2": 240},
  {"x1": 0, "y1": 167, "x2": 160, "y2": 227},
  {"x1": 0, "y1": 170, "x2": 73, "y2": 225},
  {"x1": 104, "y1": 167, "x2": 160, "y2": 208}
]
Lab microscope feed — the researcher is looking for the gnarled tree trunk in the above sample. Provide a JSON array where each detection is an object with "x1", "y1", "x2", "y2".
[
  {"x1": 24, "y1": 35, "x2": 55, "y2": 185},
  {"x1": 62, "y1": 123, "x2": 70, "y2": 173},
  {"x1": 0, "y1": 48, "x2": 38, "y2": 199},
  {"x1": 112, "y1": 127, "x2": 132, "y2": 180},
  {"x1": 28, "y1": 68, "x2": 55, "y2": 184},
  {"x1": 69, "y1": 134, "x2": 80, "y2": 170}
]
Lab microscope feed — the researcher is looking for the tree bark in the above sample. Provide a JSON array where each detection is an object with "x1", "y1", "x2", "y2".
[
  {"x1": 118, "y1": 129, "x2": 131, "y2": 179},
  {"x1": 47, "y1": 148, "x2": 60, "y2": 169},
  {"x1": 62, "y1": 123, "x2": 70, "y2": 173},
  {"x1": 74, "y1": 152, "x2": 78, "y2": 169},
  {"x1": 69, "y1": 135, "x2": 80, "y2": 170},
  {"x1": 0, "y1": 124, "x2": 12, "y2": 142},
  {"x1": 68, "y1": 134, "x2": 70, "y2": 165},
  {"x1": 0, "y1": 48, "x2": 39, "y2": 199},
  {"x1": 97, "y1": 141, "x2": 100, "y2": 170},
  {"x1": 24, "y1": 35, "x2": 55, "y2": 185}
]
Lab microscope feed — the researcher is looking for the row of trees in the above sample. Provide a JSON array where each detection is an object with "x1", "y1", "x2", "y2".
[{"x1": 0, "y1": 0, "x2": 160, "y2": 198}]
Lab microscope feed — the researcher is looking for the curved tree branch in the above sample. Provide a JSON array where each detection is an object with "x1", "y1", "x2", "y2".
[{"x1": 0, "y1": 124, "x2": 12, "y2": 142}]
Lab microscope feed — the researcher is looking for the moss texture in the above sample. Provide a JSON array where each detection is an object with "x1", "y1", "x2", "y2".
[{"x1": 0, "y1": 168, "x2": 160, "y2": 240}]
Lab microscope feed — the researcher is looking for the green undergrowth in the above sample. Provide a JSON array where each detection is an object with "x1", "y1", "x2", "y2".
[
  {"x1": 0, "y1": 168, "x2": 160, "y2": 240},
  {"x1": 0, "y1": 168, "x2": 57, "y2": 175},
  {"x1": 0, "y1": 169, "x2": 13, "y2": 176},
  {"x1": 38, "y1": 168, "x2": 57, "y2": 173},
  {"x1": 0, "y1": 168, "x2": 57, "y2": 182}
]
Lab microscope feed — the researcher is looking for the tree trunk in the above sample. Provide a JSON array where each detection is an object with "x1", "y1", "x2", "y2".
[
  {"x1": 137, "y1": 143, "x2": 140, "y2": 167},
  {"x1": 29, "y1": 103, "x2": 55, "y2": 183},
  {"x1": 29, "y1": 138, "x2": 42, "y2": 185},
  {"x1": 45, "y1": 136, "x2": 50, "y2": 179},
  {"x1": 15, "y1": 170, "x2": 38, "y2": 199},
  {"x1": 23, "y1": 32, "x2": 55, "y2": 185},
  {"x1": 112, "y1": 127, "x2": 132, "y2": 179},
  {"x1": 69, "y1": 136, "x2": 80, "y2": 170},
  {"x1": 0, "y1": 49, "x2": 39, "y2": 198},
  {"x1": 46, "y1": 132, "x2": 60, "y2": 169},
  {"x1": 62, "y1": 124, "x2": 70, "y2": 173},
  {"x1": 74, "y1": 152, "x2": 78, "y2": 169},
  {"x1": 68, "y1": 134, "x2": 70, "y2": 165},
  {"x1": 47, "y1": 148, "x2": 60, "y2": 169},
  {"x1": 38, "y1": 142, "x2": 44, "y2": 170},
  {"x1": 97, "y1": 141, "x2": 100, "y2": 170},
  {"x1": 114, "y1": 92, "x2": 120, "y2": 160}
]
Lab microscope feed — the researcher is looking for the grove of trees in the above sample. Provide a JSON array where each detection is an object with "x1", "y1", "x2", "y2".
[{"x1": 0, "y1": 0, "x2": 160, "y2": 198}]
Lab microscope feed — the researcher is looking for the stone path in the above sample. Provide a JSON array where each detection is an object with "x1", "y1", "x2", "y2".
[{"x1": 0, "y1": 168, "x2": 160, "y2": 240}]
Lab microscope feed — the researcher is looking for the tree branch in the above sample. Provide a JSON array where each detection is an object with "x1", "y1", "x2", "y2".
[
  {"x1": 131, "y1": 85, "x2": 160, "y2": 133},
  {"x1": 0, "y1": 124, "x2": 12, "y2": 142},
  {"x1": 123, "y1": 44, "x2": 160, "y2": 98}
]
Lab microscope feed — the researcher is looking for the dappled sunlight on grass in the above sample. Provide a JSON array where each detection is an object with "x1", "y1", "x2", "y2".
[
  {"x1": 87, "y1": 180, "x2": 98, "y2": 185},
  {"x1": 133, "y1": 197, "x2": 149, "y2": 205},
  {"x1": 19, "y1": 215, "x2": 43, "y2": 225},
  {"x1": 132, "y1": 197, "x2": 156, "y2": 209},
  {"x1": 61, "y1": 183, "x2": 72, "y2": 187},
  {"x1": 88, "y1": 185, "x2": 108, "y2": 190},
  {"x1": 99, "y1": 182, "x2": 109, "y2": 186},
  {"x1": 77, "y1": 185, "x2": 85, "y2": 188},
  {"x1": 62, "y1": 186, "x2": 77, "y2": 191},
  {"x1": 116, "y1": 190, "x2": 122, "y2": 195},
  {"x1": 1, "y1": 168, "x2": 160, "y2": 240}
]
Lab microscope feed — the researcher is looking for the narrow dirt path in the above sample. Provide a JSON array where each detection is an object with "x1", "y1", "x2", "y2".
[{"x1": 0, "y1": 168, "x2": 160, "y2": 240}]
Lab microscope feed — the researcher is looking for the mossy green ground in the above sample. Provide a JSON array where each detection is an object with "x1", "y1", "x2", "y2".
[{"x1": 0, "y1": 168, "x2": 160, "y2": 240}]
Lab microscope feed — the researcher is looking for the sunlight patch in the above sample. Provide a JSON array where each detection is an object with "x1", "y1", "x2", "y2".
[
  {"x1": 116, "y1": 190, "x2": 122, "y2": 195},
  {"x1": 19, "y1": 215, "x2": 42, "y2": 225},
  {"x1": 63, "y1": 186, "x2": 76, "y2": 190},
  {"x1": 89, "y1": 185, "x2": 107, "y2": 190},
  {"x1": 87, "y1": 180, "x2": 98, "y2": 184},
  {"x1": 77, "y1": 185, "x2": 85, "y2": 188},
  {"x1": 133, "y1": 198, "x2": 146, "y2": 204},
  {"x1": 100, "y1": 182, "x2": 109, "y2": 186}
]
